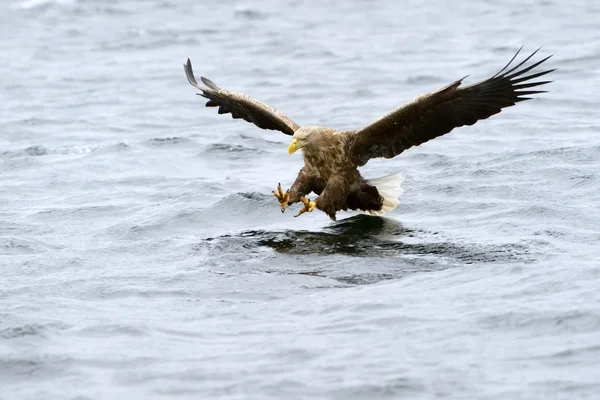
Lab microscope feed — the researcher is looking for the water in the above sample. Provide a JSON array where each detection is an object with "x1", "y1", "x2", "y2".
[{"x1": 2, "y1": 0, "x2": 600, "y2": 398}]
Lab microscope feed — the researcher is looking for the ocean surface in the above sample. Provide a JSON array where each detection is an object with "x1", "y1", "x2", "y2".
[{"x1": 2, "y1": 0, "x2": 600, "y2": 399}]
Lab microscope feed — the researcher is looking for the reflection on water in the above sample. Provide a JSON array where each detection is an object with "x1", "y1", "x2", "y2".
[
  {"x1": 257, "y1": 215, "x2": 415, "y2": 256},
  {"x1": 196, "y1": 214, "x2": 533, "y2": 286},
  {"x1": 259, "y1": 215, "x2": 529, "y2": 262}
]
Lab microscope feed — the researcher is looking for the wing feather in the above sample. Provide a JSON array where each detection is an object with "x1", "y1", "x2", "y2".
[
  {"x1": 349, "y1": 48, "x2": 555, "y2": 166},
  {"x1": 184, "y1": 59, "x2": 300, "y2": 136}
]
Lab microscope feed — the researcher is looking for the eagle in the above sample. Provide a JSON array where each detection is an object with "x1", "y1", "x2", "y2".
[{"x1": 184, "y1": 47, "x2": 553, "y2": 221}]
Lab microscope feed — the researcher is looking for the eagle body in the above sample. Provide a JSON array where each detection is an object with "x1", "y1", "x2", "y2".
[
  {"x1": 289, "y1": 126, "x2": 398, "y2": 219},
  {"x1": 296, "y1": 126, "x2": 348, "y2": 182},
  {"x1": 184, "y1": 47, "x2": 554, "y2": 221}
]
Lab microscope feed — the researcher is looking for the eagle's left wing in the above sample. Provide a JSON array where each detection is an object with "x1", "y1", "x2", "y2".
[{"x1": 348, "y1": 47, "x2": 555, "y2": 166}]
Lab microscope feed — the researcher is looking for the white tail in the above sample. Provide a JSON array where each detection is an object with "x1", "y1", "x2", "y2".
[{"x1": 366, "y1": 172, "x2": 405, "y2": 216}]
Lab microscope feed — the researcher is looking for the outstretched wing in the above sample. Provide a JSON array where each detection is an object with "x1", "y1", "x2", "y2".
[
  {"x1": 184, "y1": 59, "x2": 300, "y2": 136},
  {"x1": 349, "y1": 47, "x2": 555, "y2": 166}
]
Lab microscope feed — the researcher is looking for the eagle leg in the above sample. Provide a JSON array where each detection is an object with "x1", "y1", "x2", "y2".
[
  {"x1": 272, "y1": 182, "x2": 290, "y2": 213},
  {"x1": 294, "y1": 196, "x2": 316, "y2": 218}
]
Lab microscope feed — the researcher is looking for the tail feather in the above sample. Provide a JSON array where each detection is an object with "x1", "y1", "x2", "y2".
[{"x1": 366, "y1": 172, "x2": 404, "y2": 216}]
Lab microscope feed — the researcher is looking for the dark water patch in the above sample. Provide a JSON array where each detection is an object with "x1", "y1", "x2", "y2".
[
  {"x1": 0, "y1": 220, "x2": 45, "y2": 235},
  {"x1": 89, "y1": 142, "x2": 130, "y2": 155},
  {"x1": 234, "y1": 7, "x2": 270, "y2": 20},
  {"x1": 1, "y1": 144, "x2": 95, "y2": 158},
  {"x1": 559, "y1": 52, "x2": 600, "y2": 67},
  {"x1": 25, "y1": 145, "x2": 48, "y2": 156},
  {"x1": 482, "y1": 145, "x2": 600, "y2": 169},
  {"x1": 568, "y1": 173, "x2": 596, "y2": 189},
  {"x1": 492, "y1": 45, "x2": 523, "y2": 54},
  {"x1": 255, "y1": 215, "x2": 530, "y2": 263},
  {"x1": 405, "y1": 74, "x2": 442, "y2": 85},
  {"x1": 332, "y1": 377, "x2": 426, "y2": 400},
  {"x1": 94, "y1": 286, "x2": 194, "y2": 301},
  {"x1": 1, "y1": 324, "x2": 45, "y2": 340},
  {"x1": 354, "y1": 88, "x2": 375, "y2": 97},
  {"x1": 204, "y1": 191, "x2": 276, "y2": 217},
  {"x1": 144, "y1": 27, "x2": 220, "y2": 38},
  {"x1": 291, "y1": 48, "x2": 338, "y2": 59},
  {"x1": 468, "y1": 167, "x2": 508, "y2": 178},
  {"x1": 533, "y1": 228, "x2": 566, "y2": 239},
  {"x1": 479, "y1": 310, "x2": 600, "y2": 334},
  {"x1": 193, "y1": 215, "x2": 533, "y2": 286},
  {"x1": 203, "y1": 142, "x2": 267, "y2": 156},
  {"x1": 0, "y1": 237, "x2": 60, "y2": 255},
  {"x1": 537, "y1": 344, "x2": 600, "y2": 363},
  {"x1": 97, "y1": 35, "x2": 202, "y2": 52},
  {"x1": 402, "y1": 151, "x2": 454, "y2": 168},
  {"x1": 238, "y1": 133, "x2": 286, "y2": 147},
  {"x1": 68, "y1": 4, "x2": 135, "y2": 16},
  {"x1": 253, "y1": 80, "x2": 284, "y2": 88},
  {"x1": 35, "y1": 204, "x2": 127, "y2": 222},
  {"x1": 211, "y1": 190, "x2": 273, "y2": 208},
  {"x1": 0, "y1": 321, "x2": 70, "y2": 340},
  {"x1": 0, "y1": 358, "x2": 55, "y2": 381},
  {"x1": 237, "y1": 192, "x2": 270, "y2": 202},
  {"x1": 74, "y1": 323, "x2": 148, "y2": 338},
  {"x1": 253, "y1": 228, "x2": 531, "y2": 269},
  {"x1": 145, "y1": 136, "x2": 191, "y2": 147}
]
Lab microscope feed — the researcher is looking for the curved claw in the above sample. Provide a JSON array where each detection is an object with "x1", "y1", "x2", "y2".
[
  {"x1": 272, "y1": 182, "x2": 290, "y2": 213},
  {"x1": 294, "y1": 196, "x2": 316, "y2": 217}
]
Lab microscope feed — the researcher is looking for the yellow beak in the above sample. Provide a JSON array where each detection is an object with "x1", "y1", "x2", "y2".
[{"x1": 288, "y1": 138, "x2": 302, "y2": 155}]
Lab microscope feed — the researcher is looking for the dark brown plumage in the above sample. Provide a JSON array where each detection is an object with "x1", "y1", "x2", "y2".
[
  {"x1": 184, "y1": 47, "x2": 554, "y2": 221},
  {"x1": 349, "y1": 47, "x2": 554, "y2": 166},
  {"x1": 184, "y1": 59, "x2": 299, "y2": 135}
]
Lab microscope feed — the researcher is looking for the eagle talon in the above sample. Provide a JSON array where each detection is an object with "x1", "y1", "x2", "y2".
[
  {"x1": 272, "y1": 183, "x2": 290, "y2": 213},
  {"x1": 294, "y1": 196, "x2": 316, "y2": 217}
]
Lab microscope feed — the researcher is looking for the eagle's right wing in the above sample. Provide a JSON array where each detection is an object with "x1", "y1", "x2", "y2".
[{"x1": 184, "y1": 59, "x2": 301, "y2": 136}]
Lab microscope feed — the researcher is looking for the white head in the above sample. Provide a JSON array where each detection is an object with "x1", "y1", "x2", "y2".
[{"x1": 287, "y1": 125, "x2": 324, "y2": 155}]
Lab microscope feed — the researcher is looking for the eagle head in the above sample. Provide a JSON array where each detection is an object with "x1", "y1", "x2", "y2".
[{"x1": 288, "y1": 125, "x2": 327, "y2": 155}]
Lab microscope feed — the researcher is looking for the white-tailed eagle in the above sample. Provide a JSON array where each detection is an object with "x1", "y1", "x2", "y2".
[{"x1": 184, "y1": 47, "x2": 554, "y2": 221}]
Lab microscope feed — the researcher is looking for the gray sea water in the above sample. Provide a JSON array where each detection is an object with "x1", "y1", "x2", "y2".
[{"x1": 2, "y1": 0, "x2": 600, "y2": 398}]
